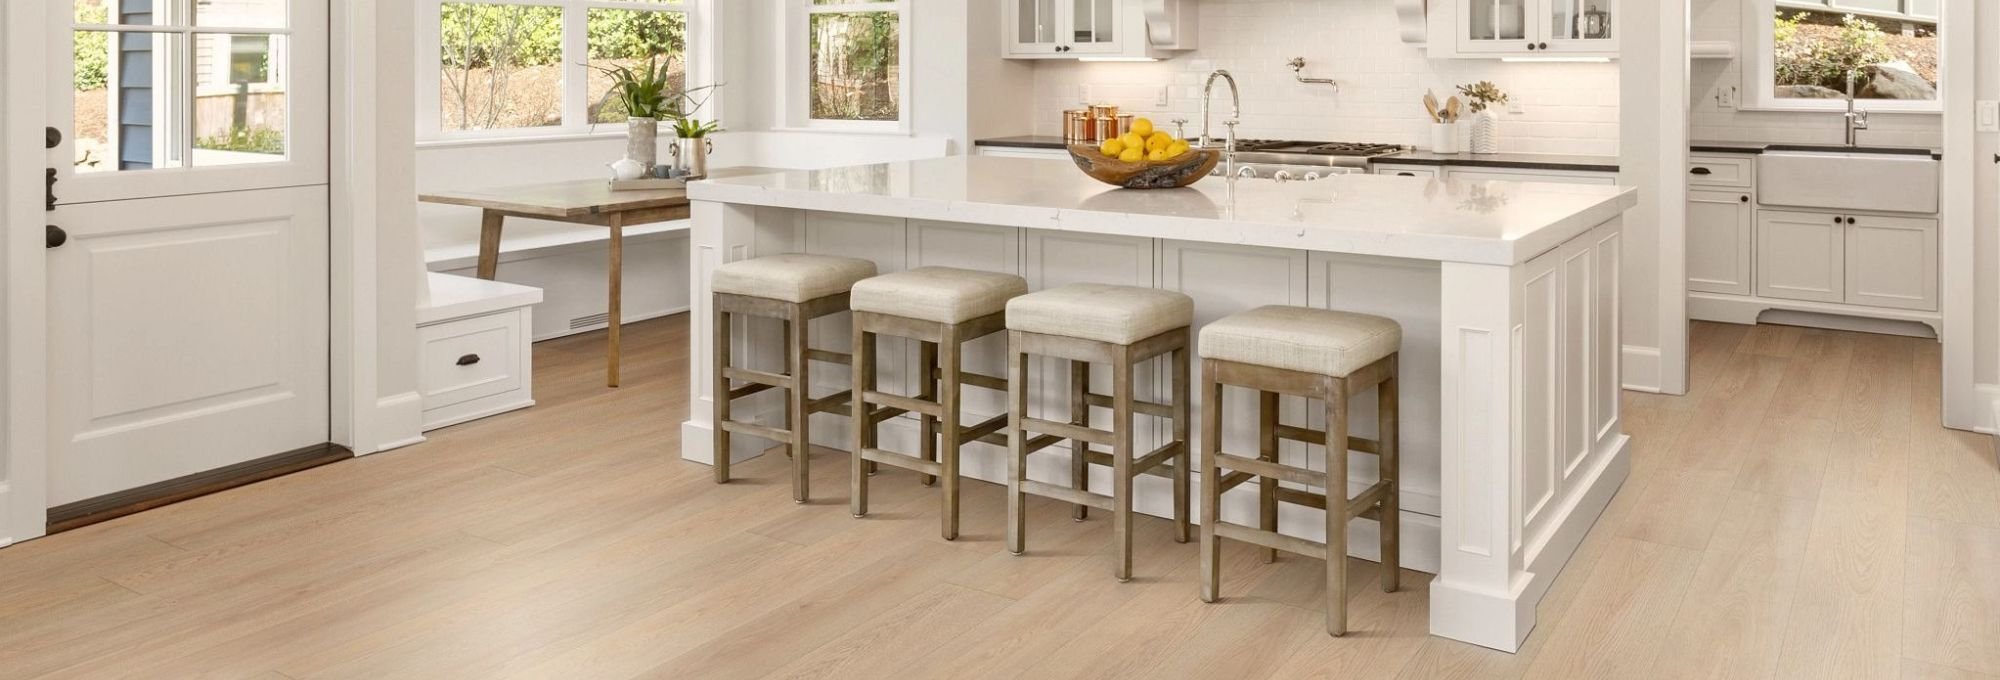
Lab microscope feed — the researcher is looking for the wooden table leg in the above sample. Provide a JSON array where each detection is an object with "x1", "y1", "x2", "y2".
[
  {"x1": 606, "y1": 212, "x2": 624, "y2": 387},
  {"x1": 476, "y1": 210, "x2": 505, "y2": 280}
]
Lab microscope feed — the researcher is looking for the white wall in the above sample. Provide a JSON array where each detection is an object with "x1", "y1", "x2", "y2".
[
  {"x1": 1690, "y1": 0, "x2": 1942, "y2": 146},
  {"x1": 1028, "y1": 0, "x2": 1622, "y2": 155},
  {"x1": 1966, "y1": 0, "x2": 1997, "y2": 426}
]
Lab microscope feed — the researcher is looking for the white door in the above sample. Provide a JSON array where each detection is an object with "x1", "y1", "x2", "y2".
[{"x1": 43, "y1": 0, "x2": 330, "y2": 507}]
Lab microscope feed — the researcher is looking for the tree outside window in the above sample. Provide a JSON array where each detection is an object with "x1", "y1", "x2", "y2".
[
  {"x1": 432, "y1": 0, "x2": 694, "y2": 135},
  {"x1": 803, "y1": 1, "x2": 901, "y2": 124},
  {"x1": 1772, "y1": 7, "x2": 1936, "y2": 102}
]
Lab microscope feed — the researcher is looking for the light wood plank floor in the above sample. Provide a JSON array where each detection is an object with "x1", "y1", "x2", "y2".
[{"x1": 3, "y1": 318, "x2": 1996, "y2": 679}]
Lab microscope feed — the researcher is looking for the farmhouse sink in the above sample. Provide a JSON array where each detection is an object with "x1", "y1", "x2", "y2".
[{"x1": 1757, "y1": 149, "x2": 1939, "y2": 214}]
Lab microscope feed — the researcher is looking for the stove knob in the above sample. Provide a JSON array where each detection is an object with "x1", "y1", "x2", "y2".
[
  {"x1": 1236, "y1": 166, "x2": 1258, "y2": 179},
  {"x1": 1304, "y1": 172, "x2": 1322, "y2": 181},
  {"x1": 1273, "y1": 170, "x2": 1293, "y2": 183}
]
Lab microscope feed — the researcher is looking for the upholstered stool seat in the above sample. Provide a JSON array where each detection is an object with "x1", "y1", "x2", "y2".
[
  {"x1": 712, "y1": 253, "x2": 878, "y2": 303},
  {"x1": 710, "y1": 253, "x2": 877, "y2": 503},
  {"x1": 850, "y1": 267, "x2": 1029, "y2": 324},
  {"x1": 1199, "y1": 305, "x2": 1401, "y2": 377},
  {"x1": 1197, "y1": 305, "x2": 1404, "y2": 637},
  {"x1": 1006, "y1": 283, "x2": 1194, "y2": 345},
  {"x1": 1004, "y1": 283, "x2": 1195, "y2": 582}
]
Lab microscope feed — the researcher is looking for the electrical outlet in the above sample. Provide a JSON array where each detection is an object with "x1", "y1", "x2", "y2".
[
  {"x1": 1715, "y1": 86, "x2": 1736, "y2": 109},
  {"x1": 1155, "y1": 85, "x2": 1169, "y2": 107},
  {"x1": 1079, "y1": 84, "x2": 1094, "y2": 103},
  {"x1": 1978, "y1": 100, "x2": 1999, "y2": 132},
  {"x1": 1506, "y1": 97, "x2": 1525, "y2": 115}
]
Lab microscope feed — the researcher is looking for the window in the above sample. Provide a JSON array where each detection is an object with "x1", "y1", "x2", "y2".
[
  {"x1": 1745, "y1": 0, "x2": 1939, "y2": 112},
  {"x1": 788, "y1": 0, "x2": 907, "y2": 131},
  {"x1": 420, "y1": 0, "x2": 701, "y2": 139}
]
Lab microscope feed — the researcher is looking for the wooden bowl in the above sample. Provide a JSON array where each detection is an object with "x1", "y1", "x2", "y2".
[{"x1": 1067, "y1": 144, "x2": 1221, "y2": 189}]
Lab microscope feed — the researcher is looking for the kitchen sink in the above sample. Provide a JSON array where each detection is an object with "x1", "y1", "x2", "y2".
[{"x1": 1757, "y1": 149, "x2": 1939, "y2": 214}]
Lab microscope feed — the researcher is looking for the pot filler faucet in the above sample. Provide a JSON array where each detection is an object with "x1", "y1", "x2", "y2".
[
  {"x1": 1843, "y1": 71, "x2": 1869, "y2": 146},
  {"x1": 1200, "y1": 69, "x2": 1242, "y2": 173}
]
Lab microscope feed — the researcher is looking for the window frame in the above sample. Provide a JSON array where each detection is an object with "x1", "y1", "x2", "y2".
[
  {"x1": 1740, "y1": 0, "x2": 1944, "y2": 114},
  {"x1": 782, "y1": 0, "x2": 910, "y2": 133},
  {"x1": 416, "y1": 0, "x2": 712, "y2": 142}
]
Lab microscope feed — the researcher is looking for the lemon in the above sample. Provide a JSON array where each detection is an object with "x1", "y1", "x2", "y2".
[
  {"x1": 1120, "y1": 132, "x2": 1144, "y2": 150},
  {"x1": 1146, "y1": 132, "x2": 1172, "y2": 152},
  {"x1": 1130, "y1": 118, "x2": 1155, "y2": 138},
  {"x1": 1118, "y1": 147, "x2": 1145, "y2": 163},
  {"x1": 1099, "y1": 138, "x2": 1125, "y2": 157},
  {"x1": 1147, "y1": 148, "x2": 1171, "y2": 162},
  {"x1": 1167, "y1": 140, "x2": 1190, "y2": 157}
]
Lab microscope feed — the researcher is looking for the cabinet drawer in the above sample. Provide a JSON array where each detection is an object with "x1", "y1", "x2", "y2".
[
  {"x1": 976, "y1": 146, "x2": 1070, "y2": 160},
  {"x1": 1688, "y1": 155, "x2": 1753, "y2": 188},
  {"x1": 1445, "y1": 168, "x2": 1616, "y2": 185},
  {"x1": 1375, "y1": 164, "x2": 1441, "y2": 179},
  {"x1": 421, "y1": 309, "x2": 528, "y2": 410}
]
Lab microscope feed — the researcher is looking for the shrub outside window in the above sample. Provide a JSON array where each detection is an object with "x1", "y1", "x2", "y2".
[
  {"x1": 1749, "y1": 0, "x2": 1939, "y2": 111},
  {"x1": 792, "y1": 0, "x2": 906, "y2": 131}
]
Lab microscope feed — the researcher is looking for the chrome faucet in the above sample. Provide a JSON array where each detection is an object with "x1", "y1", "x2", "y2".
[
  {"x1": 1200, "y1": 70, "x2": 1243, "y2": 178},
  {"x1": 1843, "y1": 71, "x2": 1869, "y2": 146}
]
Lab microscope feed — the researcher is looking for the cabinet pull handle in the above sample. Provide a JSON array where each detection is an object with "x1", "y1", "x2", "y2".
[
  {"x1": 1846, "y1": 217, "x2": 1857, "y2": 224},
  {"x1": 1527, "y1": 43, "x2": 1538, "y2": 51},
  {"x1": 1833, "y1": 216, "x2": 1843, "y2": 224},
  {"x1": 1689, "y1": 167, "x2": 1712, "y2": 175},
  {"x1": 1539, "y1": 42, "x2": 1549, "y2": 49},
  {"x1": 1740, "y1": 195, "x2": 1749, "y2": 203},
  {"x1": 1398, "y1": 172, "x2": 1416, "y2": 177},
  {"x1": 456, "y1": 354, "x2": 482, "y2": 366}
]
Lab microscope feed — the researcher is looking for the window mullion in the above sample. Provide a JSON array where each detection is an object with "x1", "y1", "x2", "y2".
[{"x1": 562, "y1": 1, "x2": 589, "y2": 131}]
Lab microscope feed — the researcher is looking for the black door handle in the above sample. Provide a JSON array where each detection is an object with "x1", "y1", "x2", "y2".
[
  {"x1": 46, "y1": 168, "x2": 57, "y2": 211},
  {"x1": 1689, "y1": 167, "x2": 1712, "y2": 175},
  {"x1": 456, "y1": 353, "x2": 482, "y2": 366},
  {"x1": 46, "y1": 225, "x2": 67, "y2": 249},
  {"x1": 46, "y1": 127, "x2": 61, "y2": 149}
]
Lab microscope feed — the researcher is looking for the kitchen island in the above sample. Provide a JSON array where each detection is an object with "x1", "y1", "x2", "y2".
[{"x1": 681, "y1": 155, "x2": 1638, "y2": 652}]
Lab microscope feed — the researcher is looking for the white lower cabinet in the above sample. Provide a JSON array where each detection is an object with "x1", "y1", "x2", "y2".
[
  {"x1": 419, "y1": 273, "x2": 542, "y2": 431},
  {"x1": 1845, "y1": 214, "x2": 1938, "y2": 311},
  {"x1": 1755, "y1": 209, "x2": 1846, "y2": 304},
  {"x1": 975, "y1": 146, "x2": 1069, "y2": 160},
  {"x1": 1686, "y1": 189, "x2": 1753, "y2": 295},
  {"x1": 1444, "y1": 167, "x2": 1617, "y2": 185}
]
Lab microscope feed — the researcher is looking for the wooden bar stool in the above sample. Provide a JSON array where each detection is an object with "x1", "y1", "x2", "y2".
[
  {"x1": 848, "y1": 266, "x2": 1029, "y2": 540},
  {"x1": 1196, "y1": 305, "x2": 1401, "y2": 636},
  {"x1": 1004, "y1": 283, "x2": 1194, "y2": 582},
  {"x1": 711, "y1": 253, "x2": 878, "y2": 503}
]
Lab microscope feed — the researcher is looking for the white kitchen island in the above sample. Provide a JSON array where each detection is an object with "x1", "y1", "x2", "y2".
[{"x1": 680, "y1": 155, "x2": 1638, "y2": 652}]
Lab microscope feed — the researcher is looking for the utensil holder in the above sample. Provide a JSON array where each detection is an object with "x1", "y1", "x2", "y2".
[{"x1": 1430, "y1": 123, "x2": 1462, "y2": 155}]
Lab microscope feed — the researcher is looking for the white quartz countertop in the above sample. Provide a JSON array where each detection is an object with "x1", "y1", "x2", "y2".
[{"x1": 687, "y1": 156, "x2": 1638, "y2": 266}]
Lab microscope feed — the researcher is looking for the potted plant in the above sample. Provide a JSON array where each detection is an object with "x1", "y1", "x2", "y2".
[
  {"x1": 1456, "y1": 81, "x2": 1509, "y2": 155},
  {"x1": 665, "y1": 84, "x2": 723, "y2": 179},
  {"x1": 591, "y1": 56, "x2": 680, "y2": 170}
]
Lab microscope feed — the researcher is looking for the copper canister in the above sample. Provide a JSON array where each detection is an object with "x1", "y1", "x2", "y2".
[
  {"x1": 1116, "y1": 114, "x2": 1134, "y2": 138},
  {"x1": 1063, "y1": 109, "x2": 1094, "y2": 142},
  {"x1": 1092, "y1": 115, "x2": 1120, "y2": 142},
  {"x1": 1089, "y1": 104, "x2": 1120, "y2": 120}
]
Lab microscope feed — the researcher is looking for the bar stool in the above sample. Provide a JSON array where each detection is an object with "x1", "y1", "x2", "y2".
[
  {"x1": 711, "y1": 253, "x2": 878, "y2": 503},
  {"x1": 1003, "y1": 283, "x2": 1194, "y2": 582},
  {"x1": 848, "y1": 266, "x2": 1029, "y2": 540},
  {"x1": 1196, "y1": 305, "x2": 1401, "y2": 637}
]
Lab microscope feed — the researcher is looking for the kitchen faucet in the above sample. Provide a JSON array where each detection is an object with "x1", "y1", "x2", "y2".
[
  {"x1": 1200, "y1": 70, "x2": 1242, "y2": 175},
  {"x1": 1843, "y1": 70, "x2": 1869, "y2": 146}
]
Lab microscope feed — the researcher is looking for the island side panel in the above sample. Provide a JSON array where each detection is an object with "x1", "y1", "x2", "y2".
[{"x1": 1429, "y1": 216, "x2": 1630, "y2": 653}]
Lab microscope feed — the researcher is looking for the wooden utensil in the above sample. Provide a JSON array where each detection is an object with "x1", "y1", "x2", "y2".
[
  {"x1": 1423, "y1": 91, "x2": 1441, "y2": 123},
  {"x1": 1444, "y1": 96, "x2": 1463, "y2": 122}
]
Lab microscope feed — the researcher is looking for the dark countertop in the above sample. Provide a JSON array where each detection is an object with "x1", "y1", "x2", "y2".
[
  {"x1": 973, "y1": 135, "x2": 1070, "y2": 150},
  {"x1": 1690, "y1": 141, "x2": 1769, "y2": 154},
  {"x1": 1691, "y1": 140, "x2": 1942, "y2": 159},
  {"x1": 1371, "y1": 150, "x2": 1620, "y2": 173}
]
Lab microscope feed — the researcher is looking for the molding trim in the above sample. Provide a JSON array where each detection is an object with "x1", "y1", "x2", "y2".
[
  {"x1": 1976, "y1": 383, "x2": 2000, "y2": 436},
  {"x1": 1621, "y1": 345, "x2": 1662, "y2": 393},
  {"x1": 369, "y1": 391, "x2": 427, "y2": 454},
  {"x1": 46, "y1": 443, "x2": 352, "y2": 533}
]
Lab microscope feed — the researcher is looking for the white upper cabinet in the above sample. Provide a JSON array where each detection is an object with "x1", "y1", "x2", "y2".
[
  {"x1": 1431, "y1": 0, "x2": 1618, "y2": 59},
  {"x1": 1003, "y1": 0, "x2": 1197, "y2": 60}
]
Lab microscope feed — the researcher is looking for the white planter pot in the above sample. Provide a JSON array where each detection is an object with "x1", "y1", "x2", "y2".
[
  {"x1": 1430, "y1": 122, "x2": 1462, "y2": 154},
  {"x1": 626, "y1": 117, "x2": 659, "y2": 169},
  {"x1": 1470, "y1": 113, "x2": 1500, "y2": 154}
]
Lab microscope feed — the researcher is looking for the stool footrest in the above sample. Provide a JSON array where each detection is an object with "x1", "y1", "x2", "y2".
[
  {"x1": 1347, "y1": 480, "x2": 1392, "y2": 520},
  {"x1": 961, "y1": 413, "x2": 1009, "y2": 443},
  {"x1": 868, "y1": 406, "x2": 908, "y2": 425},
  {"x1": 1264, "y1": 485, "x2": 1388, "y2": 522},
  {"x1": 1014, "y1": 433, "x2": 1065, "y2": 454},
  {"x1": 859, "y1": 448, "x2": 945, "y2": 477},
  {"x1": 958, "y1": 372, "x2": 1010, "y2": 393},
  {"x1": 1217, "y1": 470, "x2": 1256, "y2": 493},
  {"x1": 1213, "y1": 452, "x2": 1327, "y2": 488},
  {"x1": 1213, "y1": 521, "x2": 1328, "y2": 560},
  {"x1": 1021, "y1": 479, "x2": 1113, "y2": 511},
  {"x1": 807, "y1": 390, "x2": 851, "y2": 415},
  {"x1": 863, "y1": 391, "x2": 944, "y2": 419},
  {"x1": 804, "y1": 348, "x2": 851, "y2": 366},
  {"x1": 1020, "y1": 417, "x2": 1114, "y2": 447},
  {"x1": 724, "y1": 367, "x2": 795, "y2": 390},
  {"x1": 1274, "y1": 424, "x2": 1381, "y2": 455},
  {"x1": 1082, "y1": 392, "x2": 1175, "y2": 419},
  {"x1": 719, "y1": 419, "x2": 791, "y2": 445},
  {"x1": 1133, "y1": 441, "x2": 1183, "y2": 476},
  {"x1": 727, "y1": 382, "x2": 776, "y2": 401}
]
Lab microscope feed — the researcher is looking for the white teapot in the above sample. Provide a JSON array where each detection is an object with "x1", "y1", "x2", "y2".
[{"x1": 608, "y1": 157, "x2": 647, "y2": 181}]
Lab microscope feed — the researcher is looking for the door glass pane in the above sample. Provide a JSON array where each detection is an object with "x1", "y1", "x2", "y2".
[
  {"x1": 77, "y1": 0, "x2": 176, "y2": 27},
  {"x1": 193, "y1": 33, "x2": 286, "y2": 166},
  {"x1": 1469, "y1": 0, "x2": 1527, "y2": 41},
  {"x1": 438, "y1": 3, "x2": 563, "y2": 131},
  {"x1": 196, "y1": 0, "x2": 287, "y2": 29},
  {"x1": 586, "y1": 8, "x2": 688, "y2": 124},
  {"x1": 1092, "y1": 0, "x2": 1114, "y2": 43},
  {"x1": 73, "y1": 31, "x2": 180, "y2": 172},
  {"x1": 808, "y1": 11, "x2": 899, "y2": 121},
  {"x1": 1551, "y1": 0, "x2": 1576, "y2": 39}
]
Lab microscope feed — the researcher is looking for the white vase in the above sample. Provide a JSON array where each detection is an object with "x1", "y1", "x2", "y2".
[
  {"x1": 1430, "y1": 122, "x2": 1461, "y2": 154},
  {"x1": 1470, "y1": 112, "x2": 1500, "y2": 154},
  {"x1": 626, "y1": 117, "x2": 659, "y2": 169}
]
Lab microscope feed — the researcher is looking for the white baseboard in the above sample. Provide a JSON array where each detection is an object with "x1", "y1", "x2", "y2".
[
  {"x1": 1980, "y1": 383, "x2": 2000, "y2": 437},
  {"x1": 1621, "y1": 345, "x2": 1661, "y2": 393},
  {"x1": 368, "y1": 391, "x2": 427, "y2": 454},
  {"x1": 1688, "y1": 291, "x2": 1942, "y2": 338}
]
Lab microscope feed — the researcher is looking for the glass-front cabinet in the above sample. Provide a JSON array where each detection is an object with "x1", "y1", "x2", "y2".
[
  {"x1": 1440, "y1": 0, "x2": 1616, "y2": 58},
  {"x1": 1002, "y1": 0, "x2": 1195, "y2": 59}
]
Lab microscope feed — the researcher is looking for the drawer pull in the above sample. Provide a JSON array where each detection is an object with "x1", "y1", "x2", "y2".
[
  {"x1": 1689, "y1": 167, "x2": 1712, "y2": 175},
  {"x1": 1397, "y1": 172, "x2": 1416, "y2": 177},
  {"x1": 456, "y1": 353, "x2": 482, "y2": 366}
]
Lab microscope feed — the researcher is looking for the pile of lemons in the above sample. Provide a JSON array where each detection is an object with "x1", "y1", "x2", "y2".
[{"x1": 1097, "y1": 118, "x2": 1192, "y2": 163}]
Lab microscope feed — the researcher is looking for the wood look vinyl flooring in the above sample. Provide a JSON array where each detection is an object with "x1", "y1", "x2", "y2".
[{"x1": 2, "y1": 317, "x2": 1995, "y2": 679}]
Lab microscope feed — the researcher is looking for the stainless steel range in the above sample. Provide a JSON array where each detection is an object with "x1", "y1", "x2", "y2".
[{"x1": 1206, "y1": 139, "x2": 1405, "y2": 181}]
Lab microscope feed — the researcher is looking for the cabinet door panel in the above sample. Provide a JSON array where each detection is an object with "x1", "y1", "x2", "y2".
[
  {"x1": 1686, "y1": 190, "x2": 1752, "y2": 295},
  {"x1": 1006, "y1": 0, "x2": 1063, "y2": 55},
  {"x1": 1755, "y1": 210, "x2": 1844, "y2": 303},
  {"x1": 1845, "y1": 214, "x2": 1937, "y2": 311},
  {"x1": 1461, "y1": 0, "x2": 1532, "y2": 53}
]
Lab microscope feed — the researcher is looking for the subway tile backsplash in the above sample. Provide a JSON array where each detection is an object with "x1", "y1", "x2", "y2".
[{"x1": 1029, "y1": 0, "x2": 1622, "y2": 156}]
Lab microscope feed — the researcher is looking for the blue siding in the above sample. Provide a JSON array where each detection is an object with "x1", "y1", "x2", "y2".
[{"x1": 117, "y1": 0, "x2": 155, "y2": 169}]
